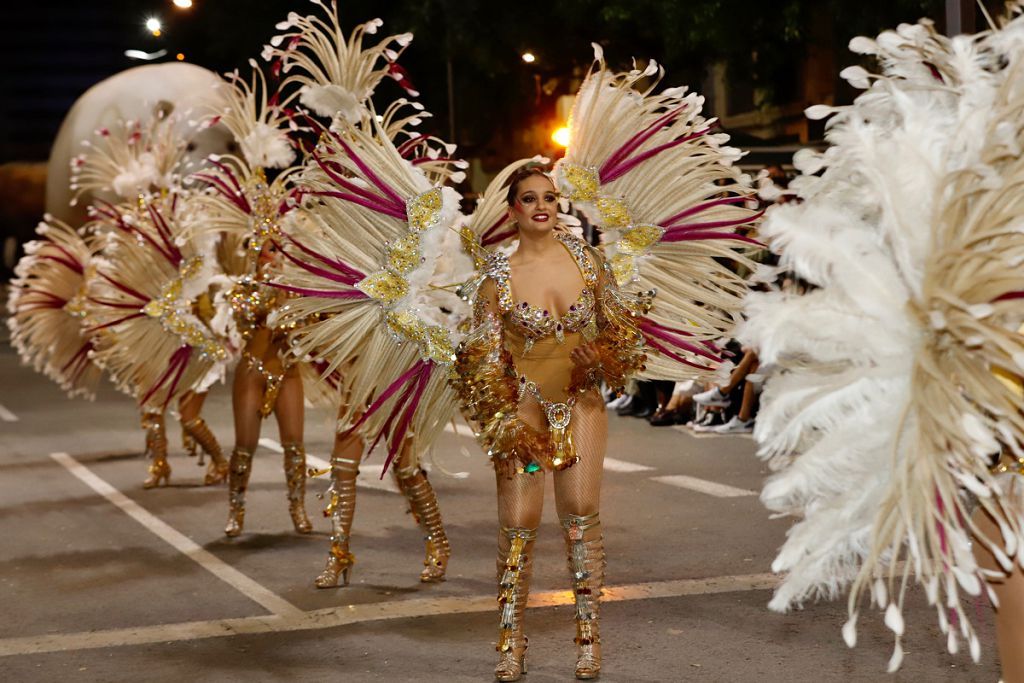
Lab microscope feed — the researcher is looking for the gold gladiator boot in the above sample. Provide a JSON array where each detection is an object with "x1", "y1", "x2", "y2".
[
  {"x1": 393, "y1": 464, "x2": 451, "y2": 582},
  {"x1": 181, "y1": 416, "x2": 229, "y2": 485},
  {"x1": 141, "y1": 411, "x2": 171, "y2": 488},
  {"x1": 562, "y1": 512, "x2": 604, "y2": 680},
  {"x1": 494, "y1": 526, "x2": 536, "y2": 682},
  {"x1": 315, "y1": 454, "x2": 359, "y2": 588},
  {"x1": 182, "y1": 425, "x2": 198, "y2": 458},
  {"x1": 283, "y1": 443, "x2": 313, "y2": 534},
  {"x1": 224, "y1": 447, "x2": 253, "y2": 537}
]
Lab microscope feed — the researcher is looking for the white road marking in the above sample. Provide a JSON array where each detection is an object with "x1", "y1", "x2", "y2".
[
  {"x1": 670, "y1": 424, "x2": 753, "y2": 440},
  {"x1": 603, "y1": 457, "x2": 654, "y2": 473},
  {"x1": 443, "y1": 422, "x2": 475, "y2": 438},
  {"x1": 257, "y1": 437, "x2": 286, "y2": 454},
  {"x1": 652, "y1": 474, "x2": 757, "y2": 498},
  {"x1": 259, "y1": 438, "x2": 398, "y2": 494},
  {"x1": 50, "y1": 452, "x2": 303, "y2": 619},
  {"x1": 0, "y1": 403, "x2": 18, "y2": 422},
  {"x1": 0, "y1": 572, "x2": 778, "y2": 657}
]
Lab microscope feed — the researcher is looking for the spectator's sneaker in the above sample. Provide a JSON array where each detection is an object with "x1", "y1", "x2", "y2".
[
  {"x1": 687, "y1": 410, "x2": 723, "y2": 433},
  {"x1": 606, "y1": 392, "x2": 627, "y2": 408},
  {"x1": 607, "y1": 394, "x2": 632, "y2": 411},
  {"x1": 712, "y1": 416, "x2": 754, "y2": 434},
  {"x1": 692, "y1": 386, "x2": 729, "y2": 407}
]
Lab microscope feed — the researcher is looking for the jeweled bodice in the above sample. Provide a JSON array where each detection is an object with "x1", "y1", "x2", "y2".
[{"x1": 485, "y1": 231, "x2": 599, "y2": 354}]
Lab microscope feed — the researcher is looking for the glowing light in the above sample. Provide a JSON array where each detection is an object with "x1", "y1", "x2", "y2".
[
  {"x1": 146, "y1": 17, "x2": 162, "y2": 35},
  {"x1": 521, "y1": 52, "x2": 536, "y2": 64},
  {"x1": 173, "y1": 0, "x2": 193, "y2": 7},
  {"x1": 551, "y1": 126, "x2": 570, "y2": 148},
  {"x1": 176, "y1": 53, "x2": 185, "y2": 61},
  {"x1": 125, "y1": 49, "x2": 168, "y2": 61}
]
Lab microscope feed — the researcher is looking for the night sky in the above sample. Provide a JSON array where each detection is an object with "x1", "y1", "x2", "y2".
[{"x1": 3, "y1": 0, "x2": 956, "y2": 164}]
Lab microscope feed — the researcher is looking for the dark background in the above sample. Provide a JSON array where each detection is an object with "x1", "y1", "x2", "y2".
[{"x1": 2, "y1": 0, "x2": 963, "y2": 164}]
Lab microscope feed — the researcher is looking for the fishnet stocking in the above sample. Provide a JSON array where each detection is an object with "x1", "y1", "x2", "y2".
[{"x1": 554, "y1": 390, "x2": 606, "y2": 518}]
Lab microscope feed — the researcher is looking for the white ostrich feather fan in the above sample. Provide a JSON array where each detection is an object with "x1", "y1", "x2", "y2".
[{"x1": 741, "y1": 11, "x2": 1024, "y2": 670}]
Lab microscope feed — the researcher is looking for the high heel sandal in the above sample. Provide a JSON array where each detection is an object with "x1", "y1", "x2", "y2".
[
  {"x1": 562, "y1": 513, "x2": 604, "y2": 680},
  {"x1": 315, "y1": 544, "x2": 356, "y2": 588},
  {"x1": 494, "y1": 527, "x2": 536, "y2": 682},
  {"x1": 283, "y1": 443, "x2": 313, "y2": 534},
  {"x1": 141, "y1": 412, "x2": 171, "y2": 489},
  {"x1": 394, "y1": 465, "x2": 451, "y2": 582},
  {"x1": 181, "y1": 416, "x2": 228, "y2": 485},
  {"x1": 143, "y1": 460, "x2": 171, "y2": 488},
  {"x1": 494, "y1": 636, "x2": 528, "y2": 681},
  {"x1": 225, "y1": 447, "x2": 253, "y2": 537}
]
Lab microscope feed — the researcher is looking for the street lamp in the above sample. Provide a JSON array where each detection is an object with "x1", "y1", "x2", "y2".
[
  {"x1": 145, "y1": 17, "x2": 162, "y2": 36},
  {"x1": 551, "y1": 126, "x2": 570, "y2": 148},
  {"x1": 521, "y1": 52, "x2": 536, "y2": 64},
  {"x1": 172, "y1": 0, "x2": 193, "y2": 7}
]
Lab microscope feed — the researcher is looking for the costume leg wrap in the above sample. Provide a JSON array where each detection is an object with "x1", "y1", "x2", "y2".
[
  {"x1": 394, "y1": 464, "x2": 451, "y2": 582},
  {"x1": 283, "y1": 442, "x2": 313, "y2": 534},
  {"x1": 224, "y1": 447, "x2": 253, "y2": 537},
  {"x1": 182, "y1": 425, "x2": 198, "y2": 459},
  {"x1": 182, "y1": 416, "x2": 228, "y2": 485},
  {"x1": 497, "y1": 526, "x2": 537, "y2": 653},
  {"x1": 562, "y1": 512, "x2": 604, "y2": 679},
  {"x1": 315, "y1": 455, "x2": 359, "y2": 588},
  {"x1": 494, "y1": 526, "x2": 536, "y2": 680},
  {"x1": 142, "y1": 411, "x2": 170, "y2": 488}
]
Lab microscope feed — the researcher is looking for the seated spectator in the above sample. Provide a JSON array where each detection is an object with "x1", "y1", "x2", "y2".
[{"x1": 692, "y1": 347, "x2": 760, "y2": 434}]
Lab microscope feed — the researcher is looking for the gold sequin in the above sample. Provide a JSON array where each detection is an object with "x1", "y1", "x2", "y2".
[
  {"x1": 560, "y1": 163, "x2": 600, "y2": 202},
  {"x1": 618, "y1": 224, "x2": 664, "y2": 256},
  {"x1": 596, "y1": 196, "x2": 632, "y2": 229},
  {"x1": 609, "y1": 253, "x2": 636, "y2": 287},
  {"x1": 356, "y1": 270, "x2": 409, "y2": 304},
  {"x1": 387, "y1": 233, "x2": 422, "y2": 274},
  {"x1": 406, "y1": 187, "x2": 444, "y2": 232}
]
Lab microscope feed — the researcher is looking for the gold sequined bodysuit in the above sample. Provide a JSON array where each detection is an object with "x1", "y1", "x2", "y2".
[{"x1": 454, "y1": 230, "x2": 648, "y2": 474}]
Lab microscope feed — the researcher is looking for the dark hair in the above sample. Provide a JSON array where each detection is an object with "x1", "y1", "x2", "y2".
[{"x1": 504, "y1": 166, "x2": 554, "y2": 207}]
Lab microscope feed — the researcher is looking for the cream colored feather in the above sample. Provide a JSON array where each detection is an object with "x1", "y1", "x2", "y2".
[
  {"x1": 742, "y1": 10, "x2": 1024, "y2": 669},
  {"x1": 7, "y1": 217, "x2": 103, "y2": 399},
  {"x1": 554, "y1": 45, "x2": 758, "y2": 381}
]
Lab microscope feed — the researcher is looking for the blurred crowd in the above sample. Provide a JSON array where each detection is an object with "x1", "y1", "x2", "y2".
[{"x1": 604, "y1": 163, "x2": 795, "y2": 436}]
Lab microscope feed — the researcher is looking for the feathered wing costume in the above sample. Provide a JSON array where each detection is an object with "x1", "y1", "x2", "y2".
[
  {"x1": 740, "y1": 12, "x2": 1024, "y2": 669},
  {"x1": 184, "y1": 58, "x2": 326, "y2": 537},
  {"x1": 274, "y1": 115, "x2": 469, "y2": 466},
  {"x1": 85, "y1": 196, "x2": 228, "y2": 412},
  {"x1": 555, "y1": 45, "x2": 759, "y2": 380},
  {"x1": 455, "y1": 48, "x2": 760, "y2": 477},
  {"x1": 7, "y1": 218, "x2": 102, "y2": 399},
  {"x1": 262, "y1": 1, "x2": 472, "y2": 585}
]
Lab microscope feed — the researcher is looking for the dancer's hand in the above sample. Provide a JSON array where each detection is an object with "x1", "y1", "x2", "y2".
[{"x1": 570, "y1": 343, "x2": 601, "y2": 369}]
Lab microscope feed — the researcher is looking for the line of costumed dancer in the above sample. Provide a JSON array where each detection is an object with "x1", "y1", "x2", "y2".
[{"x1": 10, "y1": 0, "x2": 1024, "y2": 680}]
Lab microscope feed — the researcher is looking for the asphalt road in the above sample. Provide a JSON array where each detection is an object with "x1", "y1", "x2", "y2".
[{"x1": 0, "y1": 340, "x2": 1003, "y2": 682}]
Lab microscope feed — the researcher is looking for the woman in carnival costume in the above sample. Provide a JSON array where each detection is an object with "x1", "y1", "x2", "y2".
[
  {"x1": 455, "y1": 61, "x2": 757, "y2": 672},
  {"x1": 189, "y1": 59, "x2": 319, "y2": 536},
  {"x1": 9, "y1": 108, "x2": 232, "y2": 488},
  {"x1": 260, "y1": 2, "x2": 456, "y2": 584},
  {"x1": 742, "y1": 7, "x2": 1024, "y2": 680}
]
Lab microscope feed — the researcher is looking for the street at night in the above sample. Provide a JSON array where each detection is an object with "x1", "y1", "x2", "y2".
[{"x1": 0, "y1": 337, "x2": 1002, "y2": 682}]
